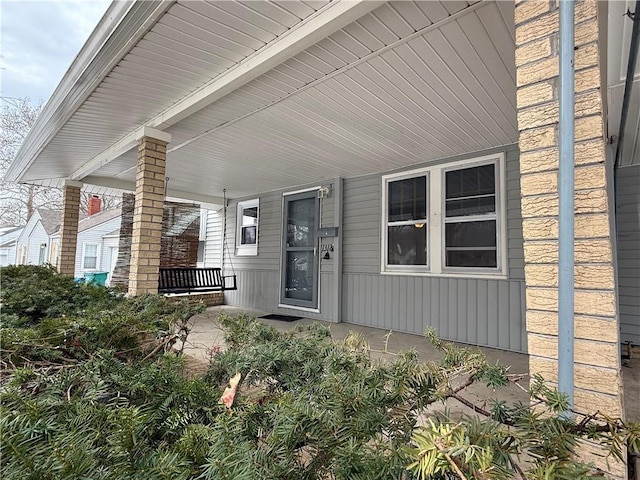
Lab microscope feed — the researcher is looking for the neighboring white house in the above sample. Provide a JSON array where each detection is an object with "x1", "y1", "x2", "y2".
[
  {"x1": 14, "y1": 200, "x2": 122, "y2": 284},
  {"x1": 50, "y1": 208, "x2": 122, "y2": 281},
  {"x1": 102, "y1": 228, "x2": 120, "y2": 285},
  {"x1": 15, "y1": 210, "x2": 61, "y2": 267},
  {"x1": 200, "y1": 207, "x2": 223, "y2": 269},
  {"x1": 0, "y1": 226, "x2": 25, "y2": 266}
]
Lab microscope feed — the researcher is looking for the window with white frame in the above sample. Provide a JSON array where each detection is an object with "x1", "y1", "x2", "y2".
[
  {"x1": 236, "y1": 199, "x2": 259, "y2": 256},
  {"x1": 382, "y1": 154, "x2": 506, "y2": 277},
  {"x1": 82, "y1": 243, "x2": 100, "y2": 270},
  {"x1": 38, "y1": 243, "x2": 47, "y2": 265},
  {"x1": 386, "y1": 175, "x2": 428, "y2": 268},
  {"x1": 49, "y1": 242, "x2": 58, "y2": 266},
  {"x1": 18, "y1": 244, "x2": 28, "y2": 265}
]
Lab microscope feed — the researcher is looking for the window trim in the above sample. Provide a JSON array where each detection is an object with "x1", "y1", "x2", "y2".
[
  {"x1": 38, "y1": 243, "x2": 47, "y2": 265},
  {"x1": 82, "y1": 242, "x2": 101, "y2": 271},
  {"x1": 381, "y1": 153, "x2": 507, "y2": 279},
  {"x1": 235, "y1": 199, "x2": 259, "y2": 256},
  {"x1": 383, "y1": 171, "x2": 430, "y2": 273},
  {"x1": 49, "y1": 242, "x2": 58, "y2": 265}
]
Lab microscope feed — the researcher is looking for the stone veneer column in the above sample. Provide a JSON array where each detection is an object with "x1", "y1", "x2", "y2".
[
  {"x1": 515, "y1": 0, "x2": 624, "y2": 476},
  {"x1": 57, "y1": 181, "x2": 81, "y2": 276},
  {"x1": 128, "y1": 130, "x2": 171, "y2": 296}
]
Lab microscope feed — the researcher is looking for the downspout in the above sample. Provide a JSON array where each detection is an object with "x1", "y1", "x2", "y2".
[
  {"x1": 614, "y1": 0, "x2": 640, "y2": 170},
  {"x1": 558, "y1": 0, "x2": 575, "y2": 415}
]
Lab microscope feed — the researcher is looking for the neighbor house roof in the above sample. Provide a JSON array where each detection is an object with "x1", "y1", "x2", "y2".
[
  {"x1": 0, "y1": 225, "x2": 24, "y2": 247},
  {"x1": 0, "y1": 226, "x2": 24, "y2": 248},
  {"x1": 78, "y1": 208, "x2": 121, "y2": 233},
  {"x1": 0, "y1": 225, "x2": 25, "y2": 237},
  {"x1": 38, "y1": 210, "x2": 63, "y2": 236},
  {"x1": 103, "y1": 228, "x2": 121, "y2": 238}
]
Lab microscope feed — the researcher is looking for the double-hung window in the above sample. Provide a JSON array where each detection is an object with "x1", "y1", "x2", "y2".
[
  {"x1": 382, "y1": 153, "x2": 506, "y2": 277},
  {"x1": 444, "y1": 164, "x2": 498, "y2": 269},
  {"x1": 236, "y1": 199, "x2": 259, "y2": 256},
  {"x1": 386, "y1": 175, "x2": 428, "y2": 270},
  {"x1": 82, "y1": 243, "x2": 99, "y2": 270}
]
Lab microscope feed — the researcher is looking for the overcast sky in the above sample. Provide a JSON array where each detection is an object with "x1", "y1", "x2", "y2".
[{"x1": 1, "y1": 0, "x2": 111, "y2": 105}]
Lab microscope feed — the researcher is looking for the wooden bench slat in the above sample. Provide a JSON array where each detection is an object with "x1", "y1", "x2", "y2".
[{"x1": 158, "y1": 267, "x2": 237, "y2": 294}]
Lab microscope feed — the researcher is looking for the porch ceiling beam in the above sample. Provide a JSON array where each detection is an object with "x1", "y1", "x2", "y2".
[
  {"x1": 69, "y1": 0, "x2": 383, "y2": 181},
  {"x1": 82, "y1": 175, "x2": 225, "y2": 206}
]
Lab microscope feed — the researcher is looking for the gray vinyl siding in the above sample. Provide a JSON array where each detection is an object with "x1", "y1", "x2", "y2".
[
  {"x1": 342, "y1": 145, "x2": 526, "y2": 352},
  {"x1": 203, "y1": 209, "x2": 223, "y2": 268},
  {"x1": 616, "y1": 165, "x2": 640, "y2": 345},
  {"x1": 224, "y1": 181, "x2": 336, "y2": 321},
  {"x1": 223, "y1": 146, "x2": 526, "y2": 351}
]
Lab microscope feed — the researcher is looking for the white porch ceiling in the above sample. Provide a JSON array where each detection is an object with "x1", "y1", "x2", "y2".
[{"x1": 18, "y1": 0, "x2": 518, "y2": 202}]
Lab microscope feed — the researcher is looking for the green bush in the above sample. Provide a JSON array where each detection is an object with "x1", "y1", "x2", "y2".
[
  {"x1": 1, "y1": 267, "x2": 637, "y2": 479},
  {"x1": 0, "y1": 264, "x2": 120, "y2": 323},
  {"x1": 0, "y1": 265, "x2": 204, "y2": 366},
  {"x1": 1, "y1": 354, "x2": 221, "y2": 480},
  {"x1": 3, "y1": 313, "x2": 638, "y2": 479}
]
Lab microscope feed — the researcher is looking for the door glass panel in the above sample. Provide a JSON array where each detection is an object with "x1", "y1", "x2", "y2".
[
  {"x1": 286, "y1": 197, "x2": 315, "y2": 247},
  {"x1": 282, "y1": 193, "x2": 318, "y2": 308},
  {"x1": 284, "y1": 251, "x2": 314, "y2": 301}
]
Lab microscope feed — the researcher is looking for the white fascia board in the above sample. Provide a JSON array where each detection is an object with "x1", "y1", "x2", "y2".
[
  {"x1": 6, "y1": 0, "x2": 176, "y2": 183},
  {"x1": 137, "y1": 126, "x2": 172, "y2": 144},
  {"x1": 69, "y1": 0, "x2": 383, "y2": 181},
  {"x1": 82, "y1": 175, "x2": 225, "y2": 206},
  {"x1": 63, "y1": 179, "x2": 84, "y2": 188},
  {"x1": 70, "y1": 126, "x2": 172, "y2": 181}
]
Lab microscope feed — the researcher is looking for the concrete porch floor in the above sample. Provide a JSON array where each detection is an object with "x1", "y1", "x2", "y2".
[{"x1": 182, "y1": 306, "x2": 638, "y2": 423}]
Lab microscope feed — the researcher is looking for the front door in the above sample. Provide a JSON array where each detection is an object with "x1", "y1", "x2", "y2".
[
  {"x1": 281, "y1": 191, "x2": 319, "y2": 309},
  {"x1": 107, "y1": 247, "x2": 118, "y2": 285}
]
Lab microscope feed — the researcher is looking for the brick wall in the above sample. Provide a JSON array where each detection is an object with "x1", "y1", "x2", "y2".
[
  {"x1": 129, "y1": 137, "x2": 167, "y2": 295},
  {"x1": 515, "y1": 1, "x2": 624, "y2": 476},
  {"x1": 111, "y1": 193, "x2": 135, "y2": 291},
  {"x1": 111, "y1": 195, "x2": 200, "y2": 291},
  {"x1": 165, "y1": 292, "x2": 223, "y2": 307},
  {"x1": 57, "y1": 183, "x2": 81, "y2": 276}
]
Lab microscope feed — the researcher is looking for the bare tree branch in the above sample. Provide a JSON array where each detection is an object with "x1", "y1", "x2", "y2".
[{"x1": 0, "y1": 97, "x2": 122, "y2": 227}]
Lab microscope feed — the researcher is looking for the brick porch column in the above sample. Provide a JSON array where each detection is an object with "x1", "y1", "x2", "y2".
[
  {"x1": 515, "y1": 0, "x2": 624, "y2": 475},
  {"x1": 57, "y1": 181, "x2": 82, "y2": 276},
  {"x1": 128, "y1": 129, "x2": 171, "y2": 296}
]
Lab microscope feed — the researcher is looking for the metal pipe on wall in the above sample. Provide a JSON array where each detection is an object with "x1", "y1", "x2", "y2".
[{"x1": 558, "y1": 0, "x2": 575, "y2": 415}]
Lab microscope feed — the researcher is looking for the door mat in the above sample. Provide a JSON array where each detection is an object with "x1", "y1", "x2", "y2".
[{"x1": 260, "y1": 314, "x2": 303, "y2": 322}]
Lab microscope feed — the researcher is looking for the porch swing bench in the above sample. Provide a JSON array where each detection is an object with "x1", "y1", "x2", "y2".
[{"x1": 158, "y1": 267, "x2": 237, "y2": 294}]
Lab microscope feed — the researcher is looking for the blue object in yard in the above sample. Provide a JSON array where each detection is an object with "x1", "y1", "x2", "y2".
[
  {"x1": 84, "y1": 272, "x2": 108, "y2": 286},
  {"x1": 74, "y1": 277, "x2": 85, "y2": 284}
]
